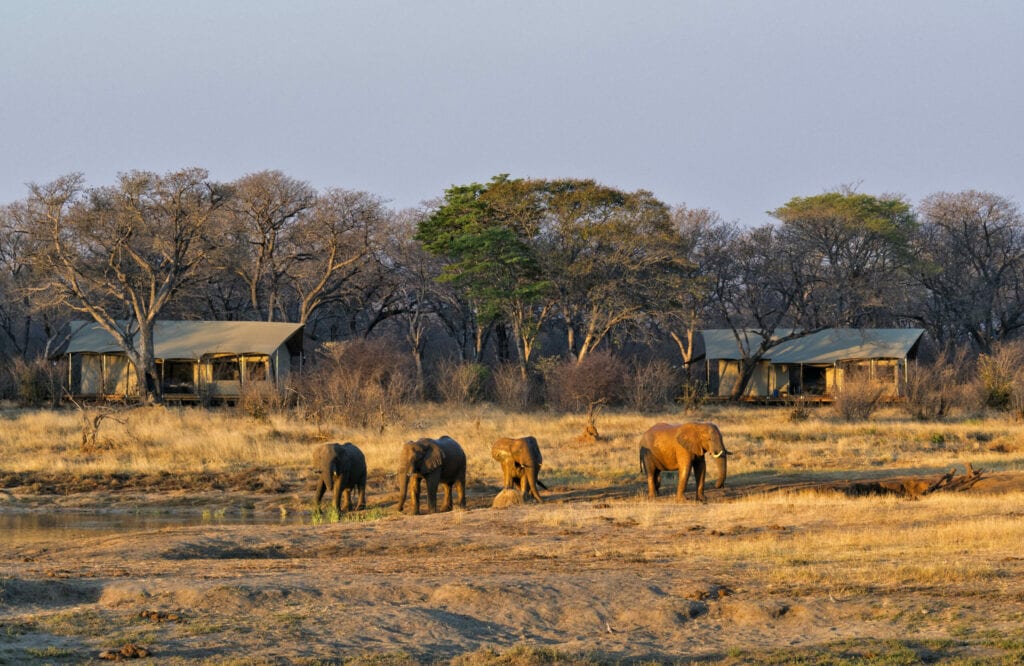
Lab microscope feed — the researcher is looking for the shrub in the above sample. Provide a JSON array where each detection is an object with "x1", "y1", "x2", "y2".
[
  {"x1": 236, "y1": 380, "x2": 290, "y2": 421},
  {"x1": 903, "y1": 347, "x2": 976, "y2": 420},
  {"x1": 976, "y1": 341, "x2": 1024, "y2": 412},
  {"x1": 543, "y1": 351, "x2": 626, "y2": 412},
  {"x1": 436, "y1": 359, "x2": 490, "y2": 407},
  {"x1": 492, "y1": 363, "x2": 533, "y2": 411},
  {"x1": 3, "y1": 357, "x2": 62, "y2": 407},
  {"x1": 295, "y1": 338, "x2": 416, "y2": 431},
  {"x1": 833, "y1": 367, "x2": 886, "y2": 422},
  {"x1": 676, "y1": 375, "x2": 708, "y2": 413},
  {"x1": 623, "y1": 358, "x2": 679, "y2": 412}
]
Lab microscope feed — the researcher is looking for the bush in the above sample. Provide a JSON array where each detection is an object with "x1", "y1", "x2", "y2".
[
  {"x1": 623, "y1": 358, "x2": 679, "y2": 413},
  {"x1": 903, "y1": 348, "x2": 976, "y2": 420},
  {"x1": 236, "y1": 380, "x2": 291, "y2": 421},
  {"x1": 3, "y1": 357, "x2": 62, "y2": 407},
  {"x1": 976, "y1": 341, "x2": 1024, "y2": 412},
  {"x1": 833, "y1": 367, "x2": 886, "y2": 422},
  {"x1": 492, "y1": 363, "x2": 533, "y2": 411},
  {"x1": 436, "y1": 359, "x2": 490, "y2": 407},
  {"x1": 676, "y1": 375, "x2": 708, "y2": 413},
  {"x1": 295, "y1": 338, "x2": 416, "y2": 431},
  {"x1": 543, "y1": 351, "x2": 626, "y2": 412}
]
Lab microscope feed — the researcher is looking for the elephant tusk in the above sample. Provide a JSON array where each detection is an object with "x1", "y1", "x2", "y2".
[{"x1": 712, "y1": 450, "x2": 726, "y2": 458}]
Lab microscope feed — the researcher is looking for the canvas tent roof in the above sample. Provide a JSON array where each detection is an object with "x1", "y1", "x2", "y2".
[
  {"x1": 699, "y1": 329, "x2": 797, "y2": 360},
  {"x1": 700, "y1": 328, "x2": 924, "y2": 364},
  {"x1": 64, "y1": 321, "x2": 304, "y2": 359}
]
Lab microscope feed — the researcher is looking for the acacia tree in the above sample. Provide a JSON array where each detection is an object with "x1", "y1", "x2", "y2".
[
  {"x1": 23, "y1": 169, "x2": 228, "y2": 403},
  {"x1": 538, "y1": 179, "x2": 692, "y2": 364},
  {"x1": 772, "y1": 190, "x2": 917, "y2": 328},
  {"x1": 416, "y1": 176, "x2": 555, "y2": 373},
  {"x1": 911, "y1": 191, "x2": 1024, "y2": 353},
  {"x1": 708, "y1": 191, "x2": 916, "y2": 399}
]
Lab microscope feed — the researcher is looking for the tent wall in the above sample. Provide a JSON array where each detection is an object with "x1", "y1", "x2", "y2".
[
  {"x1": 716, "y1": 360, "x2": 770, "y2": 398},
  {"x1": 68, "y1": 353, "x2": 137, "y2": 397},
  {"x1": 66, "y1": 342, "x2": 296, "y2": 403}
]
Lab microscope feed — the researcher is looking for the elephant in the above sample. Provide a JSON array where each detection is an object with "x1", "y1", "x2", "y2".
[
  {"x1": 397, "y1": 435, "x2": 467, "y2": 515},
  {"x1": 639, "y1": 422, "x2": 728, "y2": 501},
  {"x1": 491, "y1": 436, "x2": 547, "y2": 502},
  {"x1": 313, "y1": 442, "x2": 367, "y2": 513}
]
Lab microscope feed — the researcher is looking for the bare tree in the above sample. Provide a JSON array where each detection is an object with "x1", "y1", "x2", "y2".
[
  {"x1": 22, "y1": 169, "x2": 228, "y2": 403},
  {"x1": 281, "y1": 188, "x2": 383, "y2": 326},
  {"x1": 912, "y1": 191, "x2": 1024, "y2": 353},
  {"x1": 664, "y1": 204, "x2": 726, "y2": 367},
  {"x1": 219, "y1": 170, "x2": 317, "y2": 321}
]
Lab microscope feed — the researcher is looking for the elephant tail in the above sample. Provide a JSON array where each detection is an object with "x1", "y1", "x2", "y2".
[
  {"x1": 537, "y1": 478, "x2": 549, "y2": 491},
  {"x1": 639, "y1": 448, "x2": 647, "y2": 475}
]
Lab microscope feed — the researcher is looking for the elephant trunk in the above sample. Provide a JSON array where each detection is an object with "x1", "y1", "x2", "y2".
[
  {"x1": 397, "y1": 469, "x2": 410, "y2": 512},
  {"x1": 710, "y1": 449, "x2": 727, "y2": 489}
]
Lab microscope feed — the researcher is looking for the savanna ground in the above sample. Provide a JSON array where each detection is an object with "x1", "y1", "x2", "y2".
[{"x1": 2, "y1": 402, "x2": 1024, "y2": 664}]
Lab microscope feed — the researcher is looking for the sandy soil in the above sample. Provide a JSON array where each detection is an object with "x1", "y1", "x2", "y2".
[{"x1": 2, "y1": 470, "x2": 1024, "y2": 664}]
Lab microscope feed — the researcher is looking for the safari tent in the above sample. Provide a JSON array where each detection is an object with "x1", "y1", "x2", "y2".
[
  {"x1": 699, "y1": 328, "x2": 925, "y2": 400},
  {"x1": 62, "y1": 320, "x2": 304, "y2": 403}
]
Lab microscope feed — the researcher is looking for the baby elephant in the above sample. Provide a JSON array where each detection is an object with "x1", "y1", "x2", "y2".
[
  {"x1": 491, "y1": 436, "x2": 547, "y2": 502},
  {"x1": 313, "y1": 442, "x2": 367, "y2": 513}
]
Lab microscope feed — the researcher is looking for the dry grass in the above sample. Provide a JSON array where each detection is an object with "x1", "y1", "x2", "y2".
[
  {"x1": 2, "y1": 402, "x2": 1023, "y2": 483},
  {"x1": 523, "y1": 489, "x2": 1024, "y2": 591},
  {"x1": 4, "y1": 402, "x2": 1024, "y2": 663}
]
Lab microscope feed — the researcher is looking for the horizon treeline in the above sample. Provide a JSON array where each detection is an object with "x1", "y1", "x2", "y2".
[{"x1": 1, "y1": 168, "x2": 1023, "y2": 408}]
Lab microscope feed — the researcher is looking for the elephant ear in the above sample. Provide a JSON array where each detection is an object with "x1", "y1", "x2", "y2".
[
  {"x1": 491, "y1": 439, "x2": 512, "y2": 463},
  {"x1": 418, "y1": 441, "x2": 444, "y2": 473}
]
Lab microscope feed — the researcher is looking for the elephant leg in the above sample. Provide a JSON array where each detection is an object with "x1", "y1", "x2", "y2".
[
  {"x1": 692, "y1": 456, "x2": 707, "y2": 502},
  {"x1": 314, "y1": 480, "x2": 327, "y2": 509},
  {"x1": 332, "y1": 477, "x2": 343, "y2": 513},
  {"x1": 440, "y1": 482, "x2": 453, "y2": 512},
  {"x1": 355, "y1": 484, "x2": 366, "y2": 511},
  {"x1": 678, "y1": 460, "x2": 692, "y2": 500},
  {"x1": 413, "y1": 476, "x2": 424, "y2": 515},
  {"x1": 527, "y1": 468, "x2": 543, "y2": 502},
  {"x1": 425, "y1": 476, "x2": 440, "y2": 513},
  {"x1": 341, "y1": 487, "x2": 352, "y2": 512},
  {"x1": 642, "y1": 448, "x2": 658, "y2": 498},
  {"x1": 455, "y1": 477, "x2": 466, "y2": 509}
]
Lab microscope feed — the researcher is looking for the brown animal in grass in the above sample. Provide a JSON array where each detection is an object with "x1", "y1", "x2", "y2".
[
  {"x1": 639, "y1": 422, "x2": 728, "y2": 501},
  {"x1": 313, "y1": 442, "x2": 367, "y2": 513},
  {"x1": 491, "y1": 436, "x2": 547, "y2": 502}
]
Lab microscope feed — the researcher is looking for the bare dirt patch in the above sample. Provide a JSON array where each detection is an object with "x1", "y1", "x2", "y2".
[{"x1": 3, "y1": 467, "x2": 1024, "y2": 663}]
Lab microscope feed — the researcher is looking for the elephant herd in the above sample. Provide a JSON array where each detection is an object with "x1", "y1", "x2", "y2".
[{"x1": 313, "y1": 422, "x2": 730, "y2": 516}]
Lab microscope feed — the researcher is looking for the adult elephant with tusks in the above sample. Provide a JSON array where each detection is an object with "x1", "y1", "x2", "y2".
[
  {"x1": 639, "y1": 422, "x2": 728, "y2": 501},
  {"x1": 397, "y1": 436, "x2": 467, "y2": 515},
  {"x1": 313, "y1": 442, "x2": 367, "y2": 513}
]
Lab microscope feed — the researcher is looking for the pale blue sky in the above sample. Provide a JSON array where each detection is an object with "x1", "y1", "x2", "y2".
[{"x1": 2, "y1": 1, "x2": 1022, "y2": 225}]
